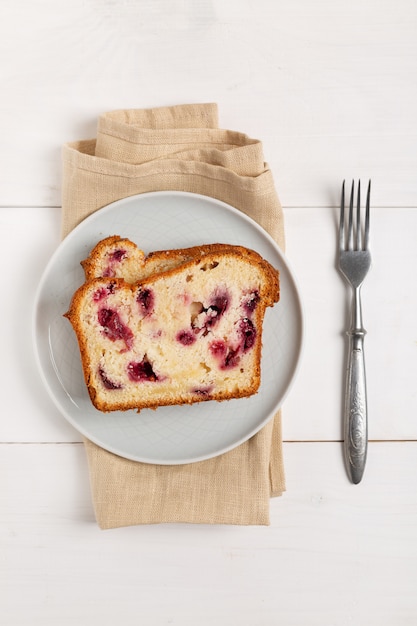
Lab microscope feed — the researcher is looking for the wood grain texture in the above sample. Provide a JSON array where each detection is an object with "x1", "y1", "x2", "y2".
[
  {"x1": 2, "y1": 443, "x2": 417, "y2": 625},
  {"x1": 0, "y1": 0, "x2": 416, "y2": 207},
  {"x1": 1, "y1": 0, "x2": 417, "y2": 623}
]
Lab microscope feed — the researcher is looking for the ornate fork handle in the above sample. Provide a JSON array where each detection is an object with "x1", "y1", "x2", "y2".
[{"x1": 344, "y1": 287, "x2": 368, "y2": 484}]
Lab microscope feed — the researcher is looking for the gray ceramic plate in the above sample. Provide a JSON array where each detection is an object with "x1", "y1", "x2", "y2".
[{"x1": 33, "y1": 192, "x2": 303, "y2": 464}]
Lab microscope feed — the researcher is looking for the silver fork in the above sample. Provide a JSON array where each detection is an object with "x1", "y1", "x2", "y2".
[{"x1": 338, "y1": 180, "x2": 371, "y2": 484}]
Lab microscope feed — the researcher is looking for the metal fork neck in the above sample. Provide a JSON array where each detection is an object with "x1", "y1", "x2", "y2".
[{"x1": 348, "y1": 287, "x2": 367, "y2": 339}]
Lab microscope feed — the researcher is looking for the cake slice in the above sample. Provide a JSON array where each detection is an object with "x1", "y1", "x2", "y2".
[
  {"x1": 65, "y1": 247, "x2": 280, "y2": 413},
  {"x1": 81, "y1": 235, "x2": 147, "y2": 283},
  {"x1": 81, "y1": 235, "x2": 240, "y2": 283}
]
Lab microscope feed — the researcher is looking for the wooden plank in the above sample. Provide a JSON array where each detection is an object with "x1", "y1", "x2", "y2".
[
  {"x1": 1, "y1": 442, "x2": 417, "y2": 625},
  {"x1": 0, "y1": 0, "x2": 416, "y2": 207},
  {"x1": 283, "y1": 206, "x2": 417, "y2": 442}
]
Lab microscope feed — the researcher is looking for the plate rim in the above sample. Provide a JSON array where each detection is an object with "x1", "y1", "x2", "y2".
[{"x1": 32, "y1": 190, "x2": 304, "y2": 464}]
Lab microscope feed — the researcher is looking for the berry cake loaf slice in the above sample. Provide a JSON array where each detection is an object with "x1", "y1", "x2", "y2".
[
  {"x1": 81, "y1": 236, "x2": 146, "y2": 283},
  {"x1": 81, "y1": 235, "x2": 239, "y2": 283},
  {"x1": 65, "y1": 247, "x2": 280, "y2": 413}
]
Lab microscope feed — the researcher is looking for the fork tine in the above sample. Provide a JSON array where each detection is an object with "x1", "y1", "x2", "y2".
[
  {"x1": 356, "y1": 180, "x2": 361, "y2": 250},
  {"x1": 347, "y1": 180, "x2": 354, "y2": 250},
  {"x1": 339, "y1": 180, "x2": 345, "y2": 250},
  {"x1": 364, "y1": 180, "x2": 371, "y2": 250}
]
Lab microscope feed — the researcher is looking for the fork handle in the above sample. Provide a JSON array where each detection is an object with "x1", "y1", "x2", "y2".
[{"x1": 344, "y1": 295, "x2": 368, "y2": 484}]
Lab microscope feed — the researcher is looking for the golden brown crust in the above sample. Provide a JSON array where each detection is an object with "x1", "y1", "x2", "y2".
[
  {"x1": 81, "y1": 236, "x2": 279, "y2": 302},
  {"x1": 66, "y1": 241, "x2": 280, "y2": 413}
]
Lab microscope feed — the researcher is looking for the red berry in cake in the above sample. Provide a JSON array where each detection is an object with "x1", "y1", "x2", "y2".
[
  {"x1": 93, "y1": 281, "x2": 117, "y2": 301},
  {"x1": 137, "y1": 287, "x2": 154, "y2": 315},
  {"x1": 209, "y1": 339, "x2": 227, "y2": 358},
  {"x1": 102, "y1": 249, "x2": 128, "y2": 276},
  {"x1": 176, "y1": 330, "x2": 196, "y2": 346},
  {"x1": 98, "y1": 308, "x2": 134, "y2": 350},
  {"x1": 239, "y1": 318, "x2": 256, "y2": 351},
  {"x1": 210, "y1": 339, "x2": 240, "y2": 370},
  {"x1": 210, "y1": 292, "x2": 229, "y2": 315},
  {"x1": 98, "y1": 368, "x2": 123, "y2": 390},
  {"x1": 110, "y1": 248, "x2": 127, "y2": 262},
  {"x1": 243, "y1": 290, "x2": 260, "y2": 315},
  {"x1": 93, "y1": 287, "x2": 108, "y2": 301},
  {"x1": 223, "y1": 346, "x2": 240, "y2": 369},
  {"x1": 206, "y1": 292, "x2": 229, "y2": 327},
  {"x1": 191, "y1": 290, "x2": 230, "y2": 334},
  {"x1": 127, "y1": 359, "x2": 158, "y2": 382}
]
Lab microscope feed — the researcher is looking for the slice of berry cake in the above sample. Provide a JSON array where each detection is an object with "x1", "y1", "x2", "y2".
[
  {"x1": 65, "y1": 247, "x2": 280, "y2": 413},
  {"x1": 81, "y1": 235, "x2": 240, "y2": 284},
  {"x1": 81, "y1": 236, "x2": 146, "y2": 283}
]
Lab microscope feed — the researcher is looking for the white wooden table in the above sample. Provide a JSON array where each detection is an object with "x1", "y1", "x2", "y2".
[{"x1": 2, "y1": 1, "x2": 417, "y2": 624}]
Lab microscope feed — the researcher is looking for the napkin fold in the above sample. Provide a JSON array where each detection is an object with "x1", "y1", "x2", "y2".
[{"x1": 62, "y1": 103, "x2": 285, "y2": 528}]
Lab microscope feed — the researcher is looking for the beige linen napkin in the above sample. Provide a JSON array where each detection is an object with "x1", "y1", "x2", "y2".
[{"x1": 62, "y1": 103, "x2": 285, "y2": 528}]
